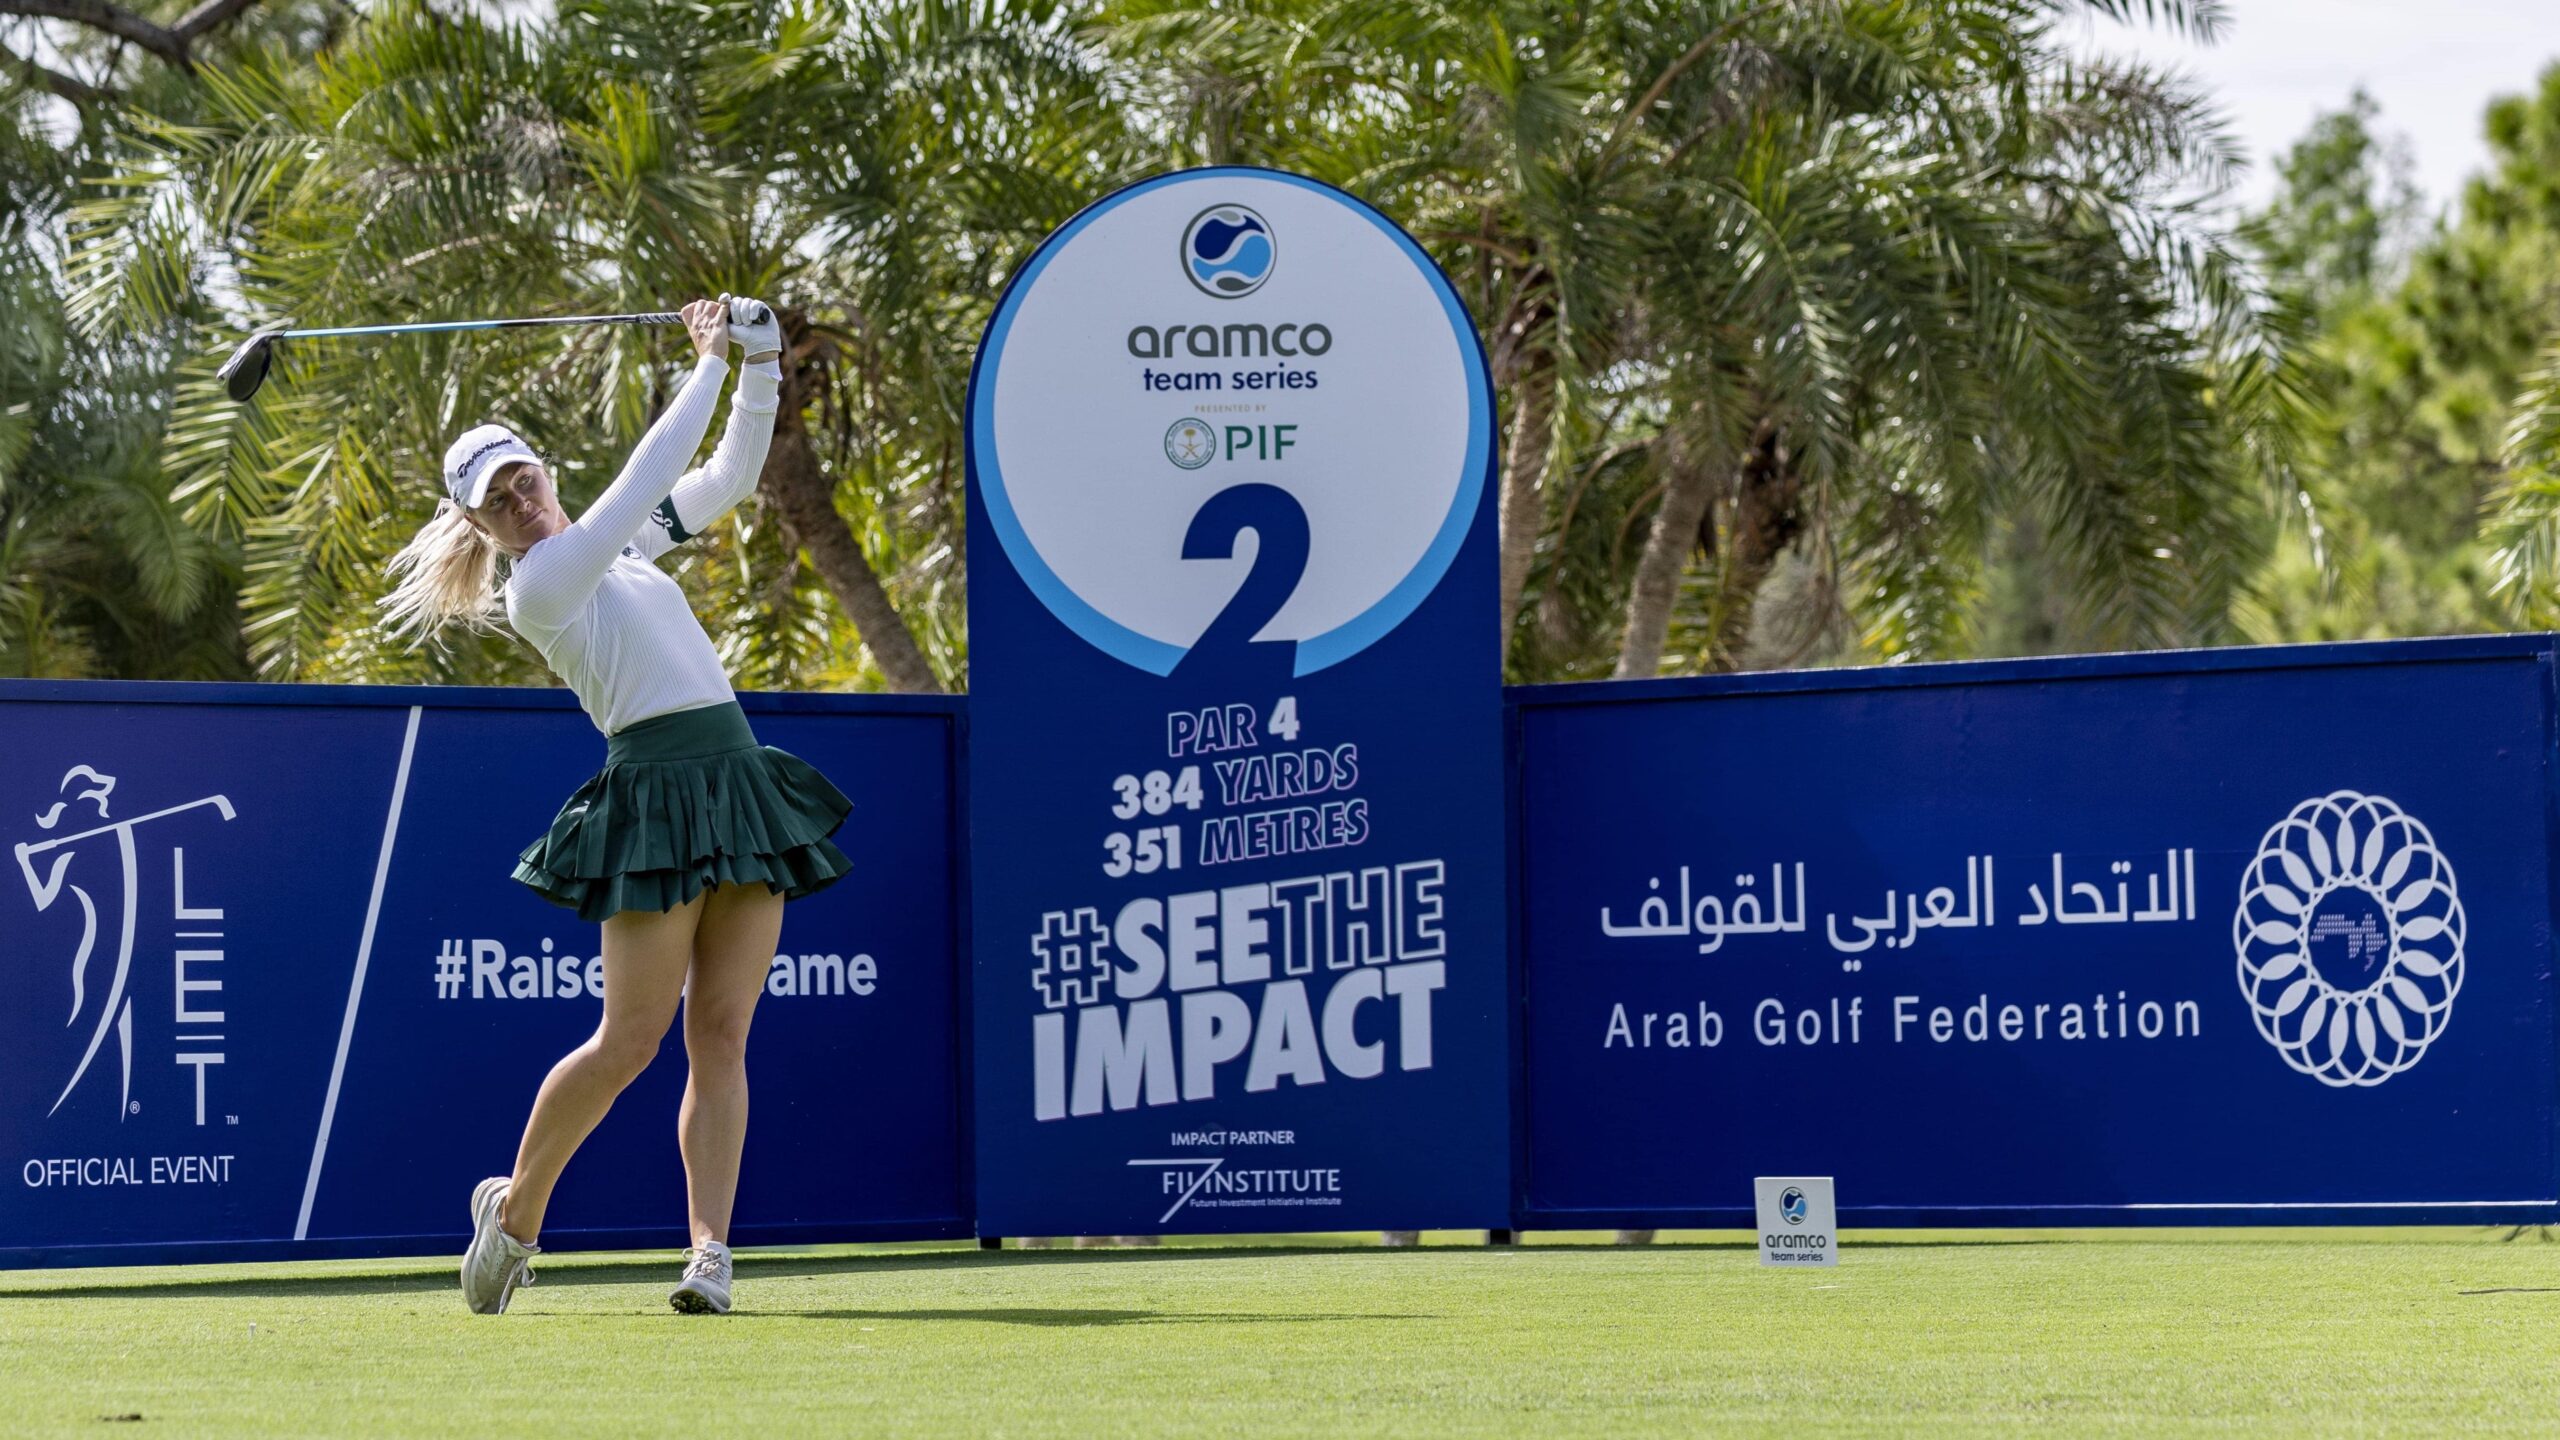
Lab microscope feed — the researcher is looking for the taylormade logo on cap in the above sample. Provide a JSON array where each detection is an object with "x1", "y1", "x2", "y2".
[{"x1": 442, "y1": 424, "x2": 541, "y2": 510}]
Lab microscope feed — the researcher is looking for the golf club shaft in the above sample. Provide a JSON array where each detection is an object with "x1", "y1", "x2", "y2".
[{"x1": 274, "y1": 312, "x2": 683, "y2": 340}]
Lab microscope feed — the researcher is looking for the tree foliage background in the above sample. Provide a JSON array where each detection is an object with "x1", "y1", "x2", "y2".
[{"x1": 3, "y1": 0, "x2": 2556, "y2": 689}]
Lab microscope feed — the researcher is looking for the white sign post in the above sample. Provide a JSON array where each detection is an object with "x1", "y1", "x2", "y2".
[{"x1": 1754, "y1": 1176, "x2": 1837, "y2": 1267}]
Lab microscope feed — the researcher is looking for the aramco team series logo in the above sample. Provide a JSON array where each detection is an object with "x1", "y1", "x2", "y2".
[
  {"x1": 14, "y1": 765, "x2": 237, "y2": 1123},
  {"x1": 1780, "y1": 1187, "x2": 1809, "y2": 1224},
  {"x1": 1182, "y1": 204, "x2": 1275, "y2": 298},
  {"x1": 2234, "y1": 791, "x2": 2464, "y2": 1088}
]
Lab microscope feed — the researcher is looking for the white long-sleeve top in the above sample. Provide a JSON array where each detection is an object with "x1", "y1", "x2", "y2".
[{"x1": 505, "y1": 351, "x2": 782, "y2": 735}]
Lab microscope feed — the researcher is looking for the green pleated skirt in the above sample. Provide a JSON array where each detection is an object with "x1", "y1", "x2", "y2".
[{"x1": 512, "y1": 700, "x2": 853, "y2": 922}]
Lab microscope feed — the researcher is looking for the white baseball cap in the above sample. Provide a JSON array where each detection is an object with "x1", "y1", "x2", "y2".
[{"x1": 441, "y1": 423, "x2": 541, "y2": 510}]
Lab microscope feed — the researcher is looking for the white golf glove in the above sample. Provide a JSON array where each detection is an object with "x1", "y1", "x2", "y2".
[{"x1": 721, "y1": 294, "x2": 784, "y2": 364}]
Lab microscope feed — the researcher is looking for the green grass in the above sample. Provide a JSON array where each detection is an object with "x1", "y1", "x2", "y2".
[{"x1": 5, "y1": 1229, "x2": 2560, "y2": 1436}]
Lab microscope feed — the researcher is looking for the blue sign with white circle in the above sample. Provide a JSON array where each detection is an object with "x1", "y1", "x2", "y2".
[
  {"x1": 970, "y1": 169, "x2": 1492, "y2": 679},
  {"x1": 965, "y1": 167, "x2": 1511, "y2": 1236}
]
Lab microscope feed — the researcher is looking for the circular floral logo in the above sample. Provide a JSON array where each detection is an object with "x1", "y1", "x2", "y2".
[{"x1": 2234, "y1": 791, "x2": 2464, "y2": 1087}]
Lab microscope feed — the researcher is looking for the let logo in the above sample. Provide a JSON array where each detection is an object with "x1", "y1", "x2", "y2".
[{"x1": 15, "y1": 766, "x2": 238, "y2": 1125}]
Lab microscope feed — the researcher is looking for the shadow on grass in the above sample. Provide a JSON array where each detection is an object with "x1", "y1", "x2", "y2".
[
  {"x1": 775, "y1": 1308, "x2": 1429, "y2": 1326},
  {"x1": 1806, "y1": 1238, "x2": 2063, "y2": 1249},
  {"x1": 2, "y1": 1244, "x2": 1398, "y2": 1301},
  {"x1": 3, "y1": 1250, "x2": 965, "y2": 1301},
  {"x1": 1, "y1": 1234, "x2": 2073, "y2": 1301},
  {"x1": 1497, "y1": 1239, "x2": 2063, "y2": 1252}
]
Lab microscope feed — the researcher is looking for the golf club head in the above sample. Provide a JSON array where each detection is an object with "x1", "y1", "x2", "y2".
[{"x1": 217, "y1": 328, "x2": 284, "y2": 403}]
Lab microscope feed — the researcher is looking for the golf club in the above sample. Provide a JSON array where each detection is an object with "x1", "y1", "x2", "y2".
[{"x1": 216, "y1": 302, "x2": 774, "y2": 403}]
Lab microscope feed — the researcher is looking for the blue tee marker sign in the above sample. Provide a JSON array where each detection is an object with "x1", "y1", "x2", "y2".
[{"x1": 964, "y1": 167, "x2": 1510, "y2": 1235}]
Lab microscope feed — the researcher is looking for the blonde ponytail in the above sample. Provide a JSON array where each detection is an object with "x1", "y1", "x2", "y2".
[{"x1": 380, "y1": 498, "x2": 504, "y2": 645}]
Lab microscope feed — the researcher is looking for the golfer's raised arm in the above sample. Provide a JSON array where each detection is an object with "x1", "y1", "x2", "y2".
[
  {"x1": 633, "y1": 356, "x2": 781, "y2": 560},
  {"x1": 506, "y1": 347, "x2": 729, "y2": 628}
]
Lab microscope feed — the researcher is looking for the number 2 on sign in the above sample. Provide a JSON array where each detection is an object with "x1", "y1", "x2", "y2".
[{"x1": 1104, "y1": 825, "x2": 1184, "y2": 877}]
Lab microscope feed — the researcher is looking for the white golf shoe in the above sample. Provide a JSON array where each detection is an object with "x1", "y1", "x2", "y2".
[
  {"x1": 670, "y1": 1241, "x2": 734, "y2": 1315},
  {"x1": 459, "y1": 1176, "x2": 539, "y2": 1315}
]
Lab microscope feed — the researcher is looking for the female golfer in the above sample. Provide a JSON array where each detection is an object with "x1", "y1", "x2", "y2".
[{"x1": 382, "y1": 297, "x2": 849, "y2": 1316}]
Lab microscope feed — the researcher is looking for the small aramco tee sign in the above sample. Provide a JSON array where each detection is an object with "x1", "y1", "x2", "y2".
[{"x1": 1755, "y1": 1176, "x2": 1837, "y2": 1267}]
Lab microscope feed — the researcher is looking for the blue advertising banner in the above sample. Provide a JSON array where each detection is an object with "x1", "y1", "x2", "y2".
[
  {"x1": 965, "y1": 167, "x2": 1511, "y2": 1233},
  {"x1": 2, "y1": 682, "x2": 969, "y2": 1269},
  {"x1": 1513, "y1": 637, "x2": 2560, "y2": 1227}
]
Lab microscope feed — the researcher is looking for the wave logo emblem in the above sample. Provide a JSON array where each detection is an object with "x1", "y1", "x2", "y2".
[
  {"x1": 2235, "y1": 791, "x2": 2464, "y2": 1087},
  {"x1": 1182, "y1": 205, "x2": 1275, "y2": 299},
  {"x1": 1780, "y1": 1187, "x2": 1808, "y2": 1225}
]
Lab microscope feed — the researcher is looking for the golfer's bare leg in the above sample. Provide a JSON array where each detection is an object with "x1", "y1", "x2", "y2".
[
  {"x1": 679, "y1": 882, "x2": 785, "y2": 1248},
  {"x1": 501, "y1": 895, "x2": 703, "y2": 1242}
]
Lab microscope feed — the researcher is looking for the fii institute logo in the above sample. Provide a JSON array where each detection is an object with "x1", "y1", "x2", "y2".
[
  {"x1": 2234, "y1": 791, "x2": 2464, "y2": 1088},
  {"x1": 1182, "y1": 204, "x2": 1275, "y2": 298},
  {"x1": 1780, "y1": 1187, "x2": 1809, "y2": 1224}
]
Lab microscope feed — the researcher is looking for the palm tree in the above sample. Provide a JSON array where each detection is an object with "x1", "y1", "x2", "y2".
[
  {"x1": 66, "y1": 0, "x2": 1103, "y2": 690},
  {"x1": 2489, "y1": 343, "x2": 2560, "y2": 613},
  {"x1": 1106, "y1": 0, "x2": 2296, "y2": 680},
  {"x1": 1612, "y1": 5, "x2": 2294, "y2": 675},
  {"x1": 1, "y1": 59, "x2": 241, "y2": 680},
  {"x1": 45, "y1": 0, "x2": 2309, "y2": 689},
  {"x1": 1098, "y1": 0, "x2": 1666, "y2": 660}
]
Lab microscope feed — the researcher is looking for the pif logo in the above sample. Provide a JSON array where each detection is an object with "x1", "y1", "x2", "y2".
[
  {"x1": 1164, "y1": 418, "x2": 1215, "y2": 470},
  {"x1": 13, "y1": 766, "x2": 238, "y2": 1125},
  {"x1": 1182, "y1": 204, "x2": 1275, "y2": 298}
]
